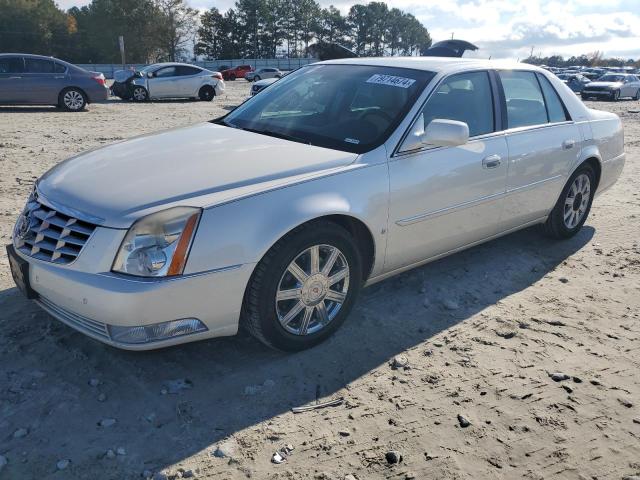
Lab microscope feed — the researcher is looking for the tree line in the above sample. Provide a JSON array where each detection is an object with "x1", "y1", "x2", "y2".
[
  {"x1": 0, "y1": 0, "x2": 431, "y2": 63},
  {"x1": 524, "y1": 52, "x2": 640, "y2": 69}
]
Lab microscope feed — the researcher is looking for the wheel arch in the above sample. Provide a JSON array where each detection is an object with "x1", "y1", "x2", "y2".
[
  {"x1": 573, "y1": 145, "x2": 602, "y2": 191},
  {"x1": 58, "y1": 86, "x2": 88, "y2": 104}
]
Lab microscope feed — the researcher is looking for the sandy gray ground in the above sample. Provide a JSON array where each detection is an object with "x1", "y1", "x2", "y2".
[{"x1": 0, "y1": 81, "x2": 639, "y2": 480}]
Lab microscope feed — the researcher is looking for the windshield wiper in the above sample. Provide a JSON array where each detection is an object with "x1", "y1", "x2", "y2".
[{"x1": 238, "y1": 127, "x2": 312, "y2": 146}]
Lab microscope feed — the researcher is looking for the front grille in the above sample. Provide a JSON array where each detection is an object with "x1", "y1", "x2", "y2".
[
  {"x1": 585, "y1": 86, "x2": 610, "y2": 92},
  {"x1": 14, "y1": 200, "x2": 97, "y2": 265},
  {"x1": 36, "y1": 296, "x2": 110, "y2": 340}
]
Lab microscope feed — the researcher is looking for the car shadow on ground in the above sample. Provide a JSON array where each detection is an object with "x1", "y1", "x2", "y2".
[{"x1": 0, "y1": 225, "x2": 594, "y2": 477}]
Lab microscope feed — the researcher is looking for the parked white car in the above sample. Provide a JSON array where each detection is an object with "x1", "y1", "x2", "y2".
[
  {"x1": 244, "y1": 67, "x2": 283, "y2": 82},
  {"x1": 581, "y1": 73, "x2": 640, "y2": 101},
  {"x1": 8, "y1": 58, "x2": 625, "y2": 352},
  {"x1": 117, "y1": 62, "x2": 225, "y2": 101}
]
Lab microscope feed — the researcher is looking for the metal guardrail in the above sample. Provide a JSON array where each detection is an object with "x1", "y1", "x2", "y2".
[{"x1": 77, "y1": 58, "x2": 316, "y2": 79}]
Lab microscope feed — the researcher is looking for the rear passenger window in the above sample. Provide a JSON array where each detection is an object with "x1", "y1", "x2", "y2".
[
  {"x1": 54, "y1": 63, "x2": 67, "y2": 74},
  {"x1": 178, "y1": 66, "x2": 201, "y2": 76},
  {"x1": 537, "y1": 74, "x2": 569, "y2": 123},
  {"x1": 24, "y1": 58, "x2": 54, "y2": 73},
  {"x1": 500, "y1": 71, "x2": 548, "y2": 128},
  {"x1": 421, "y1": 71, "x2": 494, "y2": 138},
  {"x1": 0, "y1": 57, "x2": 23, "y2": 73}
]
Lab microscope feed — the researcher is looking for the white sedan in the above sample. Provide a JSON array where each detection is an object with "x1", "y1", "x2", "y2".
[
  {"x1": 126, "y1": 62, "x2": 225, "y2": 101},
  {"x1": 8, "y1": 58, "x2": 625, "y2": 351}
]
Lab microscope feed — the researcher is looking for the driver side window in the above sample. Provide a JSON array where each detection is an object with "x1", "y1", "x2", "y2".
[{"x1": 420, "y1": 71, "x2": 495, "y2": 139}]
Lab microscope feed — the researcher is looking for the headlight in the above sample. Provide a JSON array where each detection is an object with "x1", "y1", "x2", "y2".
[{"x1": 112, "y1": 207, "x2": 201, "y2": 277}]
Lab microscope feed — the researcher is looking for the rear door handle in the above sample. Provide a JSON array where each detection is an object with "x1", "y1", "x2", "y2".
[
  {"x1": 8, "y1": 76, "x2": 22, "y2": 79},
  {"x1": 563, "y1": 139, "x2": 575, "y2": 150},
  {"x1": 482, "y1": 154, "x2": 501, "y2": 169}
]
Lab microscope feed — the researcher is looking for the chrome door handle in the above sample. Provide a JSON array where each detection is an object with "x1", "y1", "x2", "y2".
[
  {"x1": 8, "y1": 76, "x2": 22, "y2": 79},
  {"x1": 54, "y1": 75, "x2": 65, "y2": 79},
  {"x1": 562, "y1": 139, "x2": 575, "y2": 150},
  {"x1": 482, "y1": 154, "x2": 501, "y2": 169}
]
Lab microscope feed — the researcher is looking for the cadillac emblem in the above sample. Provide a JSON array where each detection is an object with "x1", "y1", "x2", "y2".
[{"x1": 16, "y1": 211, "x2": 31, "y2": 240}]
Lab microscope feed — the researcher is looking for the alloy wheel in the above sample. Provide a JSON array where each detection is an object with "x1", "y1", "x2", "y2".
[
  {"x1": 563, "y1": 173, "x2": 591, "y2": 229},
  {"x1": 133, "y1": 87, "x2": 147, "y2": 101},
  {"x1": 63, "y1": 90, "x2": 84, "y2": 110},
  {"x1": 275, "y1": 244, "x2": 350, "y2": 336}
]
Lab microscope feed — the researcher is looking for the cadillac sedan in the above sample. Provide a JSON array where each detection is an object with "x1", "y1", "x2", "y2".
[
  {"x1": 7, "y1": 58, "x2": 625, "y2": 351},
  {"x1": 581, "y1": 73, "x2": 640, "y2": 101}
]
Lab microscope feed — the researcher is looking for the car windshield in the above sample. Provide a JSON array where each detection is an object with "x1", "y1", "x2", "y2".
[
  {"x1": 220, "y1": 64, "x2": 434, "y2": 153},
  {"x1": 597, "y1": 75, "x2": 624, "y2": 82}
]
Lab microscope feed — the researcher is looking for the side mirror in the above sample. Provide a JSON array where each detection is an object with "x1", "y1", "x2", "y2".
[
  {"x1": 147, "y1": 72, "x2": 154, "y2": 78},
  {"x1": 423, "y1": 119, "x2": 469, "y2": 147}
]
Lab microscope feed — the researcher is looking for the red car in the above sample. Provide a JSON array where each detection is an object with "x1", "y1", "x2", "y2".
[{"x1": 221, "y1": 65, "x2": 253, "y2": 81}]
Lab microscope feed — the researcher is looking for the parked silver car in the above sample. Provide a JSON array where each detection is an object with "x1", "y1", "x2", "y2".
[
  {"x1": 244, "y1": 67, "x2": 283, "y2": 82},
  {"x1": 7, "y1": 58, "x2": 625, "y2": 352},
  {"x1": 581, "y1": 73, "x2": 640, "y2": 101},
  {"x1": 0, "y1": 53, "x2": 109, "y2": 111},
  {"x1": 116, "y1": 62, "x2": 225, "y2": 102},
  {"x1": 250, "y1": 77, "x2": 279, "y2": 95}
]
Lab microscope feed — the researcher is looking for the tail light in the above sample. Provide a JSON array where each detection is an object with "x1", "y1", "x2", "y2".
[
  {"x1": 212, "y1": 72, "x2": 223, "y2": 80},
  {"x1": 92, "y1": 75, "x2": 106, "y2": 86}
]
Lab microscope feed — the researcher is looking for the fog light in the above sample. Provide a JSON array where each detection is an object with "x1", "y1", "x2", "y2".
[{"x1": 108, "y1": 318, "x2": 207, "y2": 344}]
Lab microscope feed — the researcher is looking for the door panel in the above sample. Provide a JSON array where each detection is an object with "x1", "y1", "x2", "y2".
[
  {"x1": 386, "y1": 135, "x2": 509, "y2": 272},
  {"x1": 502, "y1": 124, "x2": 581, "y2": 227},
  {"x1": 0, "y1": 56, "x2": 25, "y2": 103},
  {"x1": 22, "y1": 58, "x2": 62, "y2": 104},
  {"x1": 148, "y1": 66, "x2": 179, "y2": 98}
]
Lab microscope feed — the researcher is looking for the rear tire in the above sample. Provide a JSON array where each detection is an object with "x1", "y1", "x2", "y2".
[
  {"x1": 254, "y1": 75, "x2": 261, "y2": 82},
  {"x1": 59, "y1": 88, "x2": 87, "y2": 111},
  {"x1": 634, "y1": 89, "x2": 640, "y2": 101},
  {"x1": 541, "y1": 163, "x2": 596, "y2": 239},
  {"x1": 198, "y1": 85, "x2": 215, "y2": 101},
  {"x1": 242, "y1": 220, "x2": 362, "y2": 351},
  {"x1": 230, "y1": 74, "x2": 236, "y2": 81}
]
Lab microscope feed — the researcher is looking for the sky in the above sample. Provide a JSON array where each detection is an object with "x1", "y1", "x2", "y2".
[{"x1": 55, "y1": 0, "x2": 640, "y2": 60}]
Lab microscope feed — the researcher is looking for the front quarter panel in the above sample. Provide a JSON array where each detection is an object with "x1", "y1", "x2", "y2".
[{"x1": 185, "y1": 157, "x2": 389, "y2": 279}]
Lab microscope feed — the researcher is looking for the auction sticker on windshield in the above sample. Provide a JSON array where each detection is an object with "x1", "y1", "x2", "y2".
[{"x1": 366, "y1": 74, "x2": 416, "y2": 88}]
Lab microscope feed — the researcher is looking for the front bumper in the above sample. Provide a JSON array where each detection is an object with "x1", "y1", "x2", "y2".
[
  {"x1": 582, "y1": 90, "x2": 615, "y2": 98},
  {"x1": 12, "y1": 243, "x2": 254, "y2": 350}
]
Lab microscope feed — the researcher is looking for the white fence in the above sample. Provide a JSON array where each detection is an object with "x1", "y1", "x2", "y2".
[{"x1": 77, "y1": 58, "x2": 316, "y2": 78}]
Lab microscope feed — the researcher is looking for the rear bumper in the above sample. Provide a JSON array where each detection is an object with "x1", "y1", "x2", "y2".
[
  {"x1": 596, "y1": 152, "x2": 625, "y2": 196},
  {"x1": 86, "y1": 84, "x2": 110, "y2": 103}
]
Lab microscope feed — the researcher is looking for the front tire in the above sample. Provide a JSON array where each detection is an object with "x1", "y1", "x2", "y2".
[
  {"x1": 542, "y1": 164, "x2": 595, "y2": 239},
  {"x1": 198, "y1": 85, "x2": 215, "y2": 101},
  {"x1": 253, "y1": 75, "x2": 261, "y2": 82},
  {"x1": 59, "y1": 88, "x2": 87, "y2": 111},
  {"x1": 131, "y1": 86, "x2": 148, "y2": 102},
  {"x1": 634, "y1": 89, "x2": 640, "y2": 101},
  {"x1": 242, "y1": 220, "x2": 363, "y2": 351}
]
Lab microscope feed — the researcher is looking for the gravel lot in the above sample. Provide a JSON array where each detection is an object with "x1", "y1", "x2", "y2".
[{"x1": 0, "y1": 81, "x2": 639, "y2": 480}]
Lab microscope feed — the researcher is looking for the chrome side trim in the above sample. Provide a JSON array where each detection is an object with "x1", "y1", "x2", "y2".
[
  {"x1": 396, "y1": 191, "x2": 505, "y2": 226},
  {"x1": 505, "y1": 174, "x2": 564, "y2": 194},
  {"x1": 395, "y1": 174, "x2": 565, "y2": 227}
]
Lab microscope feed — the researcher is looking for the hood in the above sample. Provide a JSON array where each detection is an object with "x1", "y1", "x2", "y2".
[
  {"x1": 113, "y1": 69, "x2": 136, "y2": 83},
  {"x1": 586, "y1": 81, "x2": 621, "y2": 88},
  {"x1": 38, "y1": 123, "x2": 358, "y2": 228}
]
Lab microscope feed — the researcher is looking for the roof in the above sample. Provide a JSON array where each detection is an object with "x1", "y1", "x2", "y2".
[{"x1": 317, "y1": 57, "x2": 543, "y2": 75}]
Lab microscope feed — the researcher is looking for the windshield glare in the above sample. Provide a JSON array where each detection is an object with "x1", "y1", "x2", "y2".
[{"x1": 222, "y1": 64, "x2": 434, "y2": 153}]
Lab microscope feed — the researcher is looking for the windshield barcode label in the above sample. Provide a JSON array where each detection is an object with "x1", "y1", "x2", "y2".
[{"x1": 366, "y1": 74, "x2": 416, "y2": 89}]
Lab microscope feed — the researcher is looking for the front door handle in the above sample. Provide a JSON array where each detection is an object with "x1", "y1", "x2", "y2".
[
  {"x1": 8, "y1": 76, "x2": 22, "y2": 79},
  {"x1": 563, "y1": 139, "x2": 576, "y2": 150},
  {"x1": 482, "y1": 154, "x2": 501, "y2": 169}
]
